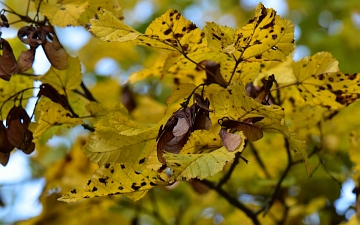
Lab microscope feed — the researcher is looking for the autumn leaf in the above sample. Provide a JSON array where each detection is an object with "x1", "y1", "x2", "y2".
[
  {"x1": 58, "y1": 162, "x2": 169, "y2": 202},
  {"x1": 164, "y1": 130, "x2": 245, "y2": 181},
  {"x1": 38, "y1": 0, "x2": 89, "y2": 27},
  {"x1": 33, "y1": 99, "x2": 83, "y2": 140},
  {"x1": 229, "y1": 3, "x2": 294, "y2": 62},
  {"x1": 0, "y1": 75, "x2": 33, "y2": 119},
  {"x1": 293, "y1": 52, "x2": 360, "y2": 109},
  {"x1": 212, "y1": 82, "x2": 284, "y2": 122},
  {"x1": 204, "y1": 22, "x2": 234, "y2": 53},
  {"x1": 39, "y1": 56, "x2": 82, "y2": 95},
  {"x1": 82, "y1": 109, "x2": 162, "y2": 170}
]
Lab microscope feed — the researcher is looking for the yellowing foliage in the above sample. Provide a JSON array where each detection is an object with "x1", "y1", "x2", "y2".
[{"x1": 2, "y1": 1, "x2": 360, "y2": 224}]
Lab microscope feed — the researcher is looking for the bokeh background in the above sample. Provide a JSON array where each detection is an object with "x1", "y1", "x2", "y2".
[{"x1": 0, "y1": 0, "x2": 360, "y2": 224}]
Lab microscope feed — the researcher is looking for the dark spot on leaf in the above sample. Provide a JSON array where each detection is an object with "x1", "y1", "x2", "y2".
[
  {"x1": 139, "y1": 158, "x2": 146, "y2": 164},
  {"x1": 272, "y1": 34, "x2": 277, "y2": 40},
  {"x1": 92, "y1": 187, "x2": 98, "y2": 192},
  {"x1": 118, "y1": 186, "x2": 123, "y2": 190},
  {"x1": 140, "y1": 182, "x2": 147, "y2": 186},
  {"x1": 104, "y1": 163, "x2": 110, "y2": 169},
  {"x1": 326, "y1": 84, "x2": 332, "y2": 89},
  {"x1": 182, "y1": 27, "x2": 186, "y2": 32},
  {"x1": 254, "y1": 40, "x2": 261, "y2": 44},
  {"x1": 84, "y1": 196, "x2": 89, "y2": 198},
  {"x1": 329, "y1": 77, "x2": 334, "y2": 82},
  {"x1": 174, "y1": 162, "x2": 181, "y2": 167},
  {"x1": 188, "y1": 23, "x2": 197, "y2": 31},
  {"x1": 121, "y1": 164, "x2": 125, "y2": 169},
  {"x1": 131, "y1": 183, "x2": 141, "y2": 191},
  {"x1": 99, "y1": 177, "x2": 108, "y2": 185},
  {"x1": 87, "y1": 180, "x2": 91, "y2": 185},
  {"x1": 110, "y1": 169, "x2": 114, "y2": 174},
  {"x1": 164, "y1": 29, "x2": 172, "y2": 35},
  {"x1": 318, "y1": 74, "x2": 325, "y2": 80},
  {"x1": 135, "y1": 171, "x2": 141, "y2": 175},
  {"x1": 255, "y1": 55, "x2": 262, "y2": 59},
  {"x1": 212, "y1": 33, "x2": 221, "y2": 40},
  {"x1": 71, "y1": 189, "x2": 77, "y2": 194},
  {"x1": 150, "y1": 182, "x2": 157, "y2": 186},
  {"x1": 174, "y1": 33, "x2": 183, "y2": 38}
]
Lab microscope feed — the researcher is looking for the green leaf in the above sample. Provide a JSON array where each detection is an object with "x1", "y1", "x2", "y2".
[
  {"x1": 39, "y1": 56, "x2": 82, "y2": 95},
  {"x1": 58, "y1": 162, "x2": 169, "y2": 202},
  {"x1": 165, "y1": 130, "x2": 245, "y2": 181}
]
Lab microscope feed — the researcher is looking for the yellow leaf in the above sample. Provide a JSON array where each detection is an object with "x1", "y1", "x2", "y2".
[
  {"x1": 212, "y1": 82, "x2": 284, "y2": 121},
  {"x1": 85, "y1": 102, "x2": 109, "y2": 118},
  {"x1": 79, "y1": 0, "x2": 123, "y2": 24},
  {"x1": 33, "y1": 99, "x2": 83, "y2": 140},
  {"x1": 40, "y1": 56, "x2": 82, "y2": 95},
  {"x1": 231, "y1": 3, "x2": 294, "y2": 61},
  {"x1": 38, "y1": 0, "x2": 89, "y2": 27},
  {"x1": 141, "y1": 9, "x2": 203, "y2": 53},
  {"x1": 0, "y1": 75, "x2": 33, "y2": 119},
  {"x1": 83, "y1": 110, "x2": 161, "y2": 169},
  {"x1": 165, "y1": 131, "x2": 245, "y2": 181},
  {"x1": 204, "y1": 22, "x2": 234, "y2": 52},
  {"x1": 220, "y1": 60, "x2": 261, "y2": 83},
  {"x1": 89, "y1": 9, "x2": 141, "y2": 42},
  {"x1": 58, "y1": 162, "x2": 169, "y2": 202},
  {"x1": 293, "y1": 52, "x2": 360, "y2": 109},
  {"x1": 180, "y1": 130, "x2": 222, "y2": 154}
]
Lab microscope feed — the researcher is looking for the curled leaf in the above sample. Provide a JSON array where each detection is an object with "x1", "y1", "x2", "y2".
[
  {"x1": 0, "y1": 38, "x2": 18, "y2": 80},
  {"x1": 6, "y1": 106, "x2": 35, "y2": 154},
  {"x1": 0, "y1": 121, "x2": 14, "y2": 166},
  {"x1": 219, "y1": 118, "x2": 263, "y2": 142},
  {"x1": 17, "y1": 47, "x2": 36, "y2": 72},
  {"x1": 41, "y1": 26, "x2": 68, "y2": 70},
  {"x1": 219, "y1": 128, "x2": 241, "y2": 152}
]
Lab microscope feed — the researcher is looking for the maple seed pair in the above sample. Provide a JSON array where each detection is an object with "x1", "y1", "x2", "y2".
[
  {"x1": 0, "y1": 106, "x2": 35, "y2": 166},
  {"x1": 17, "y1": 25, "x2": 68, "y2": 72},
  {"x1": 156, "y1": 93, "x2": 212, "y2": 164}
]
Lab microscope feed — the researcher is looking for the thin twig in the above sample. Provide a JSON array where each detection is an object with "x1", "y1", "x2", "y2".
[
  {"x1": 80, "y1": 81, "x2": 98, "y2": 102},
  {"x1": 256, "y1": 137, "x2": 292, "y2": 216},
  {"x1": 201, "y1": 179, "x2": 260, "y2": 225},
  {"x1": 217, "y1": 152, "x2": 242, "y2": 188},
  {"x1": 248, "y1": 142, "x2": 271, "y2": 178}
]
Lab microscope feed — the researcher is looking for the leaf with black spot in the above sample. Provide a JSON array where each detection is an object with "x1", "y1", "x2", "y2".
[
  {"x1": 230, "y1": 3, "x2": 294, "y2": 61},
  {"x1": 58, "y1": 162, "x2": 169, "y2": 203}
]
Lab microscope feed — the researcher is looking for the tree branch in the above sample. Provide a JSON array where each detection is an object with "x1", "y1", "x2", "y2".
[
  {"x1": 256, "y1": 138, "x2": 292, "y2": 216},
  {"x1": 201, "y1": 179, "x2": 260, "y2": 225},
  {"x1": 217, "y1": 152, "x2": 242, "y2": 188},
  {"x1": 248, "y1": 142, "x2": 271, "y2": 178}
]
